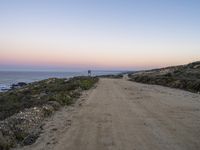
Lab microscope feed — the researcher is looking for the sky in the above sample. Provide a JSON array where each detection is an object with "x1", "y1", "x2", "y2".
[{"x1": 0, "y1": 0, "x2": 200, "y2": 71}]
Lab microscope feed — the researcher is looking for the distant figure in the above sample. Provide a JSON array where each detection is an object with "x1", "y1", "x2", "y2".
[{"x1": 88, "y1": 70, "x2": 91, "y2": 76}]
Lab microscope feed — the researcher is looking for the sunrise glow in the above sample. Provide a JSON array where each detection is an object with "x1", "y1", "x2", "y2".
[{"x1": 0, "y1": 0, "x2": 200, "y2": 71}]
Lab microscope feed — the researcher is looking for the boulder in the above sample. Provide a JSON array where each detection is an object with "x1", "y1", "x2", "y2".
[
  {"x1": 11, "y1": 82, "x2": 27, "y2": 89},
  {"x1": 23, "y1": 133, "x2": 39, "y2": 145}
]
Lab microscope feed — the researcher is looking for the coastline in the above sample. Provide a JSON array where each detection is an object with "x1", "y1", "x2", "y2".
[{"x1": 0, "y1": 70, "x2": 122, "y2": 92}]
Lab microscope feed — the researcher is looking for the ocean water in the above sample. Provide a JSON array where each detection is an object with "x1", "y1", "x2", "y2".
[{"x1": 0, "y1": 70, "x2": 121, "y2": 92}]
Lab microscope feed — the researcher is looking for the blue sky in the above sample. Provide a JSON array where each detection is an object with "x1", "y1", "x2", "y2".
[{"x1": 0, "y1": 0, "x2": 200, "y2": 71}]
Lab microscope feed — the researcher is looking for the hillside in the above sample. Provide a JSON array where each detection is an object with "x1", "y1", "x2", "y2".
[
  {"x1": 0, "y1": 76, "x2": 98, "y2": 149},
  {"x1": 129, "y1": 61, "x2": 200, "y2": 92}
]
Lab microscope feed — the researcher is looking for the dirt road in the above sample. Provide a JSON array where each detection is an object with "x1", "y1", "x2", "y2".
[{"x1": 19, "y1": 78, "x2": 200, "y2": 150}]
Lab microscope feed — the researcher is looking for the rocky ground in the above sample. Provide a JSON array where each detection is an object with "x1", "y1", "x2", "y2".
[
  {"x1": 129, "y1": 61, "x2": 200, "y2": 93},
  {"x1": 0, "y1": 76, "x2": 98, "y2": 150}
]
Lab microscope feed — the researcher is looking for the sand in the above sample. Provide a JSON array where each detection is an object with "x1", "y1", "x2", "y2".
[{"x1": 16, "y1": 78, "x2": 200, "y2": 150}]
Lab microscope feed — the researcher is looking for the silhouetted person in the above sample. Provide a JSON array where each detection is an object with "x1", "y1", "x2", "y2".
[{"x1": 88, "y1": 70, "x2": 91, "y2": 76}]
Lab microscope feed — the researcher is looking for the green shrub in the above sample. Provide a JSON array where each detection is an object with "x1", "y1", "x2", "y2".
[{"x1": 0, "y1": 76, "x2": 98, "y2": 120}]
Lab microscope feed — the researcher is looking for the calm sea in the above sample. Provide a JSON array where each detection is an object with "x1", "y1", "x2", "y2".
[{"x1": 0, "y1": 70, "x2": 121, "y2": 92}]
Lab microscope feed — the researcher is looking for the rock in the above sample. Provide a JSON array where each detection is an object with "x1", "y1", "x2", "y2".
[
  {"x1": 11, "y1": 82, "x2": 27, "y2": 89},
  {"x1": 51, "y1": 128, "x2": 58, "y2": 131},
  {"x1": 23, "y1": 133, "x2": 38, "y2": 145},
  {"x1": 47, "y1": 101, "x2": 61, "y2": 110},
  {"x1": 17, "y1": 82, "x2": 27, "y2": 87},
  {"x1": 1, "y1": 88, "x2": 10, "y2": 92}
]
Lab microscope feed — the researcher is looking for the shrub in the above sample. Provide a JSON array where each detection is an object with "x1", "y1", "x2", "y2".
[{"x1": 0, "y1": 76, "x2": 98, "y2": 120}]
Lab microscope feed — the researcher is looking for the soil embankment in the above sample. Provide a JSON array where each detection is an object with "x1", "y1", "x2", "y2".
[{"x1": 129, "y1": 61, "x2": 200, "y2": 93}]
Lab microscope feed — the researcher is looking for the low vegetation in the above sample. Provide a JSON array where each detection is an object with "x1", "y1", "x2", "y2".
[
  {"x1": 0, "y1": 76, "x2": 98, "y2": 149},
  {"x1": 0, "y1": 76, "x2": 98, "y2": 121},
  {"x1": 129, "y1": 61, "x2": 200, "y2": 93},
  {"x1": 99, "y1": 74, "x2": 123, "y2": 79}
]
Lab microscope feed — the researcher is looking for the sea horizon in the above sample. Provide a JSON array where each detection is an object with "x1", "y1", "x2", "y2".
[{"x1": 0, "y1": 70, "x2": 124, "y2": 92}]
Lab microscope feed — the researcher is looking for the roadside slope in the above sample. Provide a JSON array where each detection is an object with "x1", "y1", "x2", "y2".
[
  {"x1": 129, "y1": 61, "x2": 200, "y2": 92},
  {"x1": 18, "y1": 78, "x2": 200, "y2": 150}
]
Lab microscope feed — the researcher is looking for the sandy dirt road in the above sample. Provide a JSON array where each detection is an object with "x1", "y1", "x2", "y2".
[{"x1": 19, "y1": 78, "x2": 200, "y2": 150}]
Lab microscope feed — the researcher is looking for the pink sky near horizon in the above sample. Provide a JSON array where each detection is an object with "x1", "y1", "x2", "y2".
[
  {"x1": 1, "y1": 32, "x2": 199, "y2": 70},
  {"x1": 1, "y1": 37, "x2": 199, "y2": 70},
  {"x1": 1, "y1": 42, "x2": 199, "y2": 70}
]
